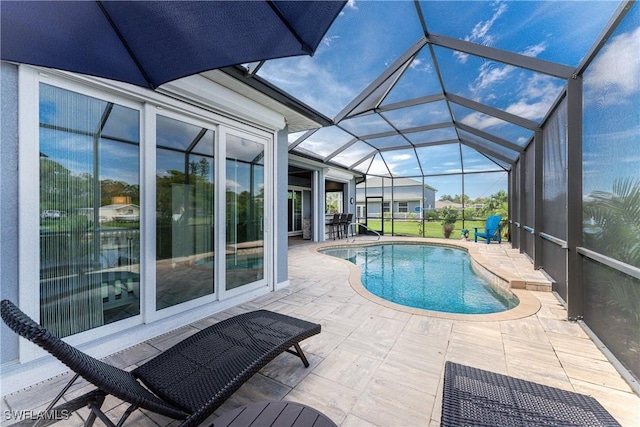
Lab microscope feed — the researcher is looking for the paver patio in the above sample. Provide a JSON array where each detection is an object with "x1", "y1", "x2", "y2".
[{"x1": 2, "y1": 238, "x2": 638, "y2": 426}]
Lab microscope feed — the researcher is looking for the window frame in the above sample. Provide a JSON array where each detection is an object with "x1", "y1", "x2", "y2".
[
  {"x1": 17, "y1": 66, "x2": 277, "y2": 360},
  {"x1": 19, "y1": 68, "x2": 145, "y2": 360}
]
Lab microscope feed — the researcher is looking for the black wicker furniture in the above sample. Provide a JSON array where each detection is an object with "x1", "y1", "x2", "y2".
[
  {"x1": 0, "y1": 299, "x2": 320, "y2": 427},
  {"x1": 442, "y1": 361, "x2": 621, "y2": 427}
]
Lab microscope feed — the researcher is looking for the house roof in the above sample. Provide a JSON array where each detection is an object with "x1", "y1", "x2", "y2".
[
  {"x1": 361, "y1": 176, "x2": 437, "y2": 191},
  {"x1": 100, "y1": 204, "x2": 139, "y2": 210}
]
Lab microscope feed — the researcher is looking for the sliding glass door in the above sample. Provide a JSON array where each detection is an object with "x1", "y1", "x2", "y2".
[
  {"x1": 225, "y1": 133, "x2": 266, "y2": 292},
  {"x1": 288, "y1": 189, "x2": 303, "y2": 235},
  {"x1": 156, "y1": 115, "x2": 215, "y2": 309},
  {"x1": 39, "y1": 84, "x2": 140, "y2": 337}
]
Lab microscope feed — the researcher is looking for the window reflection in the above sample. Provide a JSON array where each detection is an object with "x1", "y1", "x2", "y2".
[
  {"x1": 156, "y1": 116, "x2": 215, "y2": 309},
  {"x1": 226, "y1": 135, "x2": 265, "y2": 290},
  {"x1": 39, "y1": 84, "x2": 140, "y2": 337}
]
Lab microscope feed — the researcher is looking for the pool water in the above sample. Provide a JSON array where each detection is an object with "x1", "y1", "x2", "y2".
[{"x1": 321, "y1": 244, "x2": 518, "y2": 314}]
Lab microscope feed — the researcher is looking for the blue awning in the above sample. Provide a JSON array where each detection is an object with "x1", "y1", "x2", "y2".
[{"x1": 1, "y1": 1, "x2": 346, "y2": 89}]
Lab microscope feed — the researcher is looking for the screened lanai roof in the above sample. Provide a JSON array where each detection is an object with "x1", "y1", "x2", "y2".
[{"x1": 219, "y1": 0, "x2": 625, "y2": 179}]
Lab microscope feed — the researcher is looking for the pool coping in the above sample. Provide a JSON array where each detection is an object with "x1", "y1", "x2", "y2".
[{"x1": 311, "y1": 237, "x2": 542, "y2": 322}]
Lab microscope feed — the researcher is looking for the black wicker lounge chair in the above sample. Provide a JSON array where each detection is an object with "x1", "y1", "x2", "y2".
[
  {"x1": 0, "y1": 299, "x2": 320, "y2": 427},
  {"x1": 442, "y1": 361, "x2": 621, "y2": 427}
]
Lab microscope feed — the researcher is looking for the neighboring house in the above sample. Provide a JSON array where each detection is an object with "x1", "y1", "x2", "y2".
[
  {"x1": 100, "y1": 204, "x2": 140, "y2": 222},
  {"x1": 77, "y1": 204, "x2": 140, "y2": 222},
  {"x1": 435, "y1": 200, "x2": 464, "y2": 211},
  {"x1": 355, "y1": 177, "x2": 437, "y2": 218}
]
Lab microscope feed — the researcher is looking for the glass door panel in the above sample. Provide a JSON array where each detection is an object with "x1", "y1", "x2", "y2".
[
  {"x1": 156, "y1": 115, "x2": 215, "y2": 309},
  {"x1": 39, "y1": 84, "x2": 141, "y2": 337},
  {"x1": 226, "y1": 134, "x2": 265, "y2": 291},
  {"x1": 288, "y1": 190, "x2": 303, "y2": 235}
]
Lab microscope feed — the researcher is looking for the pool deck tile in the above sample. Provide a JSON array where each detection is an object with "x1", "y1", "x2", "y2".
[{"x1": 2, "y1": 237, "x2": 638, "y2": 427}]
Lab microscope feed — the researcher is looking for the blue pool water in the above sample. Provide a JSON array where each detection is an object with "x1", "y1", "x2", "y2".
[{"x1": 321, "y1": 244, "x2": 518, "y2": 314}]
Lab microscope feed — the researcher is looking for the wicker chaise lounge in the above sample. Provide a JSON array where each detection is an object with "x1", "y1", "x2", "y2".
[
  {"x1": 0, "y1": 299, "x2": 321, "y2": 427},
  {"x1": 442, "y1": 361, "x2": 621, "y2": 426}
]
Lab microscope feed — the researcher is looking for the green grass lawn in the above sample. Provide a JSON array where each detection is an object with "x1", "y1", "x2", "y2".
[{"x1": 358, "y1": 219, "x2": 492, "y2": 239}]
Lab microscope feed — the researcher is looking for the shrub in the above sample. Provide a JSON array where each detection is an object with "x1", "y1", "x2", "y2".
[{"x1": 439, "y1": 206, "x2": 458, "y2": 238}]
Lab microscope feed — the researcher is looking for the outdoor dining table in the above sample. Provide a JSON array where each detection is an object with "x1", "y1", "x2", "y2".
[{"x1": 210, "y1": 401, "x2": 337, "y2": 427}]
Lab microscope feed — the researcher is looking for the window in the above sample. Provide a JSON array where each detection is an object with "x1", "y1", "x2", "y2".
[
  {"x1": 383, "y1": 202, "x2": 390, "y2": 213},
  {"x1": 156, "y1": 115, "x2": 215, "y2": 310},
  {"x1": 398, "y1": 202, "x2": 408, "y2": 213},
  {"x1": 225, "y1": 133, "x2": 266, "y2": 291},
  {"x1": 325, "y1": 191, "x2": 343, "y2": 214},
  {"x1": 39, "y1": 84, "x2": 140, "y2": 337}
]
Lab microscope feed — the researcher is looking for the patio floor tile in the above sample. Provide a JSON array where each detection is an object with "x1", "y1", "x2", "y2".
[{"x1": 2, "y1": 237, "x2": 638, "y2": 427}]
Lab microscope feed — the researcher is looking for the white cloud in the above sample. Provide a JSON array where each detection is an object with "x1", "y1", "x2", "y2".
[
  {"x1": 469, "y1": 62, "x2": 515, "y2": 96},
  {"x1": 461, "y1": 112, "x2": 504, "y2": 130},
  {"x1": 390, "y1": 153, "x2": 412, "y2": 161},
  {"x1": 468, "y1": 1, "x2": 507, "y2": 43},
  {"x1": 584, "y1": 26, "x2": 640, "y2": 106},
  {"x1": 321, "y1": 35, "x2": 340, "y2": 48},
  {"x1": 454, "y1": 0, "x2": 508, "y2": 65},
  {"x1": 339, "y1": 0, "x2": 357, "y2": 16},
  {"x1": 502, "y1": 74, "x2": 563, "y2": 121},
  {"x1": 521, "y1": 42, "x2": 546, "y2": 58},
  {"x1": 409, "y1": 58, "x2": 432, "y2": 73},
  {"x1": 260, "y1": 57, "x2": 356, "y2": 117}
]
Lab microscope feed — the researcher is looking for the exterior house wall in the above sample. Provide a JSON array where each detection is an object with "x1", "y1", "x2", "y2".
[
  {"x1": 355, "y1": 179, "x2": 436, "y2": 217},
  {"x1": 0, "y1": 63, "x2": 291, "y2": 393}
]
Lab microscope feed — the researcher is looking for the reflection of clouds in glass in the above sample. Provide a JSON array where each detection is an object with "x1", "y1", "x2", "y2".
[
  {"x1": 157, "y1": 115, "x2": 204, "y2": 150},
  {"x1": 226, "y1": 179, "x2": 241, "y2": 190},
  {"x1": 156, "y1": 148, "x2": 183, "y2": 177},
  {"x1": 101, "y1": 105, "x2": 140, "y2": 143},
  {"x1": 584, "y1": 26, "x2": 640, "y2": 106},
  {"x1": 226, "y1": 135, "x2": 264, "y2": 163},
  {"x1": 41, "y1": 131, "x2": 92, "y2": 174},
  {"x1": 39, "y1": 84, "x2": 106, "y2": 132},
  {"x1": 100, "y1": 140, "x2": 139, "y2": 184}
]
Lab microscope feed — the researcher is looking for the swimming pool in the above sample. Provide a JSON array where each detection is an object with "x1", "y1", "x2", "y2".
[{"x1": 321, "y1": 244, "x2": 519, "y2": 314}]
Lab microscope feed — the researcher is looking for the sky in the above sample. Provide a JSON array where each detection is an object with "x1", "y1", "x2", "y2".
[
  {"x1": 259, "y1": 0, "x2": 634, "y2": 199},
  {"x1": 38, "y1": 1, "x2": 638, "y2": 201}
]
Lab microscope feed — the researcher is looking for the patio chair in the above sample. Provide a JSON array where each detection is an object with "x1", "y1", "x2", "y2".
[
  {"x1": 329, "y1": 213, "x2": 341, "y2": 240},
  {"x1": 342, "y1": 213, "x2": 353, "y2": 238},
  {"x1": 474, "y1": 215, "x2": 502, "y2": 244},
  {"x1": 0, "y1": 299, "x2": 320, "y2": 427}
]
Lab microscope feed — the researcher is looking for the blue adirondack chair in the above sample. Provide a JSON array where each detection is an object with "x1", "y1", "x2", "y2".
[{"x1": 474, "y1": 215, "x2": 502, "y2": 244}]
